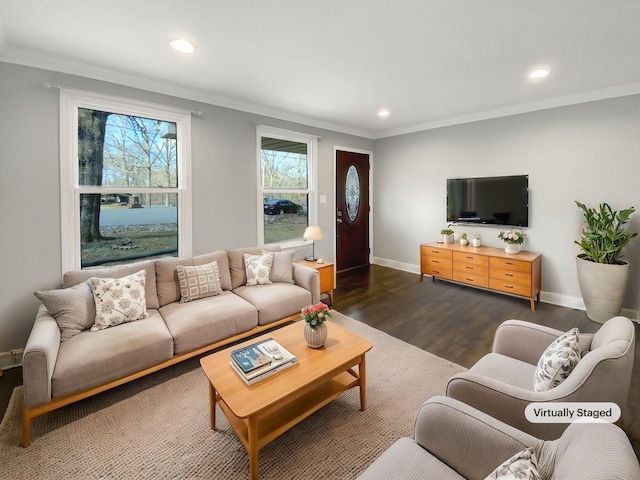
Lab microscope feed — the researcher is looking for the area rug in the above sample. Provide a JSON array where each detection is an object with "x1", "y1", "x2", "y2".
[{"x1": 0, "y1": 311, "x2": 465, "y2": 479}]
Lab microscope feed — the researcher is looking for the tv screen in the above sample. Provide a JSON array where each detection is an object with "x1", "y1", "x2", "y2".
[{"x1": 447, "y1": 175, "x2": 529, "y2": 227}]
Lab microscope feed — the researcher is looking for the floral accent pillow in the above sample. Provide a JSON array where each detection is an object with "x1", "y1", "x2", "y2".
[
  {"x1": 89, "y1": 270, "x2": 149, "y2": 331},
  {"x1": 244, "y1": 253, "x2": 273, "y2": 286},
  {"x1": 485, "y1": 448, "x2": 541, "y2": 480},
  {"x1": 176, "y1": 261, "x2": 222, "y2": 303},
  {"x1": 533, "y1": 327, "x2": 581, "y2": 392}
]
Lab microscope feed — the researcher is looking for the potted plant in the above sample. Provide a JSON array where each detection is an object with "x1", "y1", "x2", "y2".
[
  {"x1": 575, "y1": 201, "x2": 637, "y2": 323},
  {"x1": 441, "y1": 228, "x2": 455, "y2": 244},
  {"x1": 498, "y1": 230, "x2": 526, "y2": 255}
]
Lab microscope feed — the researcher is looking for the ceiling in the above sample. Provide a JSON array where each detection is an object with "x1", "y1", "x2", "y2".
[{"x1": 1, "y1": 0, "x2": 640, "y2": 139}]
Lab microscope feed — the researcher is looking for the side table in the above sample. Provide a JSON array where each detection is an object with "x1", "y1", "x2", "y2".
[{"x1": 295, "y1": 259, "x2": 335, "y2": 304}]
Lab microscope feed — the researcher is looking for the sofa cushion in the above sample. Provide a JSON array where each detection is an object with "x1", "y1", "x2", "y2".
[
  {"x1": 51, "y1": 309, "x2": 173, "y2": 398},
  {"x1": 533, "y1": 328, "x2": 581, "y2": 392},
  {"x1": 233, "y1": 283, "x2": 312, "y2": 325},
  {"x1": 244, "y1": 253, "x2": 273, "y2": 286},
  {"x1": 155, "y1": 251, "x2": 231, "y2": 307},
  {"x1": 264, "y1": 250, "x2": 295, "y2": 284},
  {"x1": 484, "y1": 447, "x2": 541, "y2": 480},
  {"x1": 176, "y1": 261, "x2": 222, "y2": 303},
  {"x1": 228, "y1": 246, "x2": 280, "y2": 289},
  {"x1": 89, "y1": 270, "x2": 149, "y2": 331},
  {"x1": 159, "y1": 291, "x2": 258, "y2": 355},
  {"x1": 62, "y1": 259, "x2": 159, "y2": 309},
  {"x1": 34, "y1": 282, "x2": 96, "y2": 341}
]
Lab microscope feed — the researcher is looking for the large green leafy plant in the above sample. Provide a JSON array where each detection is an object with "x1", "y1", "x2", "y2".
[{"x1": 575, "y1": 201, "x2": 637, "y2": 264}]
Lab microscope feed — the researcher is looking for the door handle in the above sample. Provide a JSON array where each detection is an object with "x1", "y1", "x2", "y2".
[{"x1": 337, "y1": 218, "x2": 343, "y2": 223}]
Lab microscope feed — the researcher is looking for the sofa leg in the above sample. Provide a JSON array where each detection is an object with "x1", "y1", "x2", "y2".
[{"x1": 22, "y1": 403, "x2": 31, "y2": 448}]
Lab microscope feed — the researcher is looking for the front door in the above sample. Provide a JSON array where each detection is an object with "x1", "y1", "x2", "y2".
[{"x1": 336, "y1": 150, "x2": 370, "y2": 271}]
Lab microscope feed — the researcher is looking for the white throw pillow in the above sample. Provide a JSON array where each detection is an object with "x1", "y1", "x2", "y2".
[
  {"x1": 533, "y1": 327, "x2": 581, "y2": 392},
  {"x1": 34, "y1": 281, "x2": 96, "y2": 341},
  {"x1": 244, "y1": 253, "x2": 273, "y2": 286},
  {"x1": 263, "y1": 250, "x2": 294, "y2": 284},
  {"x1": 176, "y1": 261, "x2": 222, "y2": 303},
  {"x1": 484, "y1": 447, "x2": 541, "y2": 480},
  {"x1": 89, "y1": 270, "x2": 149, "y2": 331}
]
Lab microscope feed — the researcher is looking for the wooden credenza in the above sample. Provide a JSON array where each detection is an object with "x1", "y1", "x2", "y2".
[{"x1": 420, "y1": 243, "x2": 541, "y2": 311}]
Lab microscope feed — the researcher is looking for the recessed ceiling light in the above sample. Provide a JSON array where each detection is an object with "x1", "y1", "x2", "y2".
[
  {"x1": 170, "y1": 39, "x2": 195, "y2": 54},
  {"x1": 378, "y1": 109, "x2": 390, "y2": 118},
  {"x1": 529, "y1": 68, "x2": 550, "y2": 79}
]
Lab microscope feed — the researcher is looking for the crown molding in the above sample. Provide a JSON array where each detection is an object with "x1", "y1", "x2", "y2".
[
  {"x1": 3, "y1": 50, "x2": 640, "y2": 141},
  {"x1": 372, "y1": 83, "x2": 640, "y2": 139}
]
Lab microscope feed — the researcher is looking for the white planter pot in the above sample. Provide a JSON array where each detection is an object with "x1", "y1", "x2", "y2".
[
  {"x1": 576, "y1": 255, "x2": 629, "y2": 324},
  {"x1": 504, "y1": 244, "x2": 520, "y2": 254}
]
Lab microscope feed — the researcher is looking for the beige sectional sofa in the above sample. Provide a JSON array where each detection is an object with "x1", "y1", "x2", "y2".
[{"x1": 22, "y1": 246, "x2": 320, "y2": 446}]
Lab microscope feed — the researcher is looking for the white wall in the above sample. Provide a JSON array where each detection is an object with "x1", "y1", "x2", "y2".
[
  {"x1": 372, "y1": 95, "x2": 640, "y2": 311},
  {"x1": 0, "y1": 62, "x2": 372, "y2": 352}
]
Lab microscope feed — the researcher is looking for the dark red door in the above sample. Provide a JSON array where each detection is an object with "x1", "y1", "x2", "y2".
[{"x1": 336, "y1": 150, "x2": 370, "y2": 271}]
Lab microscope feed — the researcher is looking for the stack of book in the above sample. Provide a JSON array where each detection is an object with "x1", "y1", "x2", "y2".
[{"x1": 229, "y1": 338, "x2": 297, "y2": 385}]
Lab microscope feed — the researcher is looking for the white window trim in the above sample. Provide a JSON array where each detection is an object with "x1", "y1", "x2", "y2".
[
  {"x1": 257, "y1": 125, "x2": 318, "y2": 248},
  {"x1": 59, "y1": 88, "x2": 192, "y2": 273}
]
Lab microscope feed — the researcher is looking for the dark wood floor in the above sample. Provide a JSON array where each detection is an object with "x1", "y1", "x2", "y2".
[
  {"x1": 332, "y1": 264, "x2": 640, "y2": 457},
  {"x1": 1, "y1": 264, "x2": 638, "y2": 457}
]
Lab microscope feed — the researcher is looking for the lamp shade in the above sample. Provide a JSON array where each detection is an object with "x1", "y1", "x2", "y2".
[{"x1": 303, "y1": 226, "x2": 323, "y2": 241}]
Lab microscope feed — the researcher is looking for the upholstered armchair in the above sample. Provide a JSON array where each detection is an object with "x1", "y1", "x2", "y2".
[
  {"x1": 356, "y1": 396, "x2": 640, "y2": 480},
  {"x1": 446, "y1": 316, "x2": 635, "y2": 439}
]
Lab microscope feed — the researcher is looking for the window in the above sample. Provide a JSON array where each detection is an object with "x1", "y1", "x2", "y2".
[
  {"x1": 60, "y1": 90, "x2": 192, "y2": 272},
  {"x1": 257, "y1": 126, "x2": 318, "y2": 246}
]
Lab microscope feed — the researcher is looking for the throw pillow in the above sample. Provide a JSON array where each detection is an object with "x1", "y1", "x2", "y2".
[
  {"x1": 484, "y1": 448, "x2": 541, "y2": 480},
  {"x1": 244, "y1": 253, "x2": 273, "y2": 286},
  {"x1": 263, "y1": 250, "x2": 294, "y2": 284},
  {"x1": 533, "y1": 327, "x2": 581, "y2": 392},
  {"x1": 176, "y1": 261, "x2": 222, "y2": 303},
  {"x1": 34, "y1": 282, "x2": 96, "y2": 341},
  {"x1": 89, "y1": 270, "x2": 149, "y2": 331}
]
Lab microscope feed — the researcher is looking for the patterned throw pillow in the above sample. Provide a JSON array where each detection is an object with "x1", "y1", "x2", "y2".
[
  {"x1": 244, "y1": 253, "x2": 273, "y2": 286},
  {"x1": 89, "y1": 270, "x2": 149, "y2": 331},
  {"x1": 34, "y1": 282, "x2": 96, "y2": 341},
  {"x1": 176, "y1": 261, "x2": 222, "y2": 303},
  {"x1": 533, "y1": 327, "x2": 581, "y2": 392},
  {"x1": 485, "y1": 448, "x2": 541, "y2": 480},
  {"x1": 263, "y1": 250, "x2": 294, "y2": 284}
]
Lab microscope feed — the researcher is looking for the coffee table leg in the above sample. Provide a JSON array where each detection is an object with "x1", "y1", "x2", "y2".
[
  {"x1": 248, "y1": 416, "x2": 259, "y2": 480},
  {"x1": 209, "y1": 382, "x2": 216, "y2": 430},
  {"x1": 359, "y1": 354, "x2": 367, "y2": 411}
]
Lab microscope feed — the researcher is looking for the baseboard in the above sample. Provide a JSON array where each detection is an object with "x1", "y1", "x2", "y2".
[
  {"x1": 0, "y1": 349, "x2": 23, "y2": 370},
  {"x1": 371, "y1": 256, "x2": 594, "y2": 314}
]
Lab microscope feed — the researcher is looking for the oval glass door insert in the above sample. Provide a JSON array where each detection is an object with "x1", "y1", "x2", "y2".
[{"x1": 345, "y1": 165, "x2": 360, "y2": 222}]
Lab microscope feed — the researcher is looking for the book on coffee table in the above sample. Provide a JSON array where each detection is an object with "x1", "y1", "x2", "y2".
[{"x1": 230, "y1": 338, "x2": 297, "y2": 385}]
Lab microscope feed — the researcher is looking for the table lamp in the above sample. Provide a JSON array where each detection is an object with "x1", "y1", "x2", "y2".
[{"x1": 303, "y1": 226, "x2": 323, "y2": 261}]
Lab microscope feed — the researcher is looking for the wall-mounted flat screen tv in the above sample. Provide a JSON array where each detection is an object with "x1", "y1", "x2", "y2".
[{"x1": 447, "y1": 175, "x2": 529, "y2": 227}]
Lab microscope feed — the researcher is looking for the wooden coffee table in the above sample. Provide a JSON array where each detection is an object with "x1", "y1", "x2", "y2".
[{"x1": 200, "y1": 320, "x2": 372, "y2": 480}]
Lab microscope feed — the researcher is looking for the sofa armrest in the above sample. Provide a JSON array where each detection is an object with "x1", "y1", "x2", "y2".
[
  {"x1": 292, "y1": 263, "x2": 320, "y2": 304},
  {"x1": 414, "y1": 396, "x2": 543, "y2": 480},
  {"x1": 23, "y1": 305, "x2": 61, "y2": 408}
]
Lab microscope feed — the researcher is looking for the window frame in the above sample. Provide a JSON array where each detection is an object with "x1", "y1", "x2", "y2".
[
  {"x1": 256, "y1": 125, "x2": 318, "y2": 247},
  {"x1": 59, "y1": 89, "x2": 192, "y2": 273}
]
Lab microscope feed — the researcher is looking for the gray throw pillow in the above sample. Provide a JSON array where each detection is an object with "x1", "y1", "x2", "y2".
[
  {"x1": 176, "y1": 260, "x2": 222, "y2": 303},
  {"x1": 35, "y1": 282, "x2": 96, "y2": 341},
  {"x1": 263, "y1": 250, "x2": 294, "y2": 284}
]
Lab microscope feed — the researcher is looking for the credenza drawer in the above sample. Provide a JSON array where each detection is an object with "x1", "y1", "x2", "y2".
[
  {"x1": 453, "y1": 262, "x2": 489, "y2": 276},
  {"x1": 421, "y1": 246, "x2": 453, "y2": 260},
  {"x1": 453, "y1": 270, "x2": 489, "y2": 288},
  {"x1": 490, "y1": 267, "x2": 531, "y2": 285},
  {"x1": 453, "y1": 252, "x2": 488, "y2": 267},
  {"x1": 490, "y1": 257, "x2": 531, "y2": 273},
  {"x1": 489, "y1": 278, "x2": 532, "y2": 297},
  {"x1": 423, "y1": 264, "x2": 452, "y2": 279}
]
